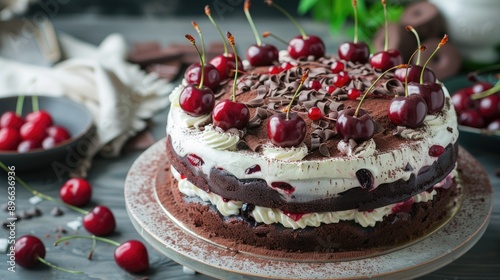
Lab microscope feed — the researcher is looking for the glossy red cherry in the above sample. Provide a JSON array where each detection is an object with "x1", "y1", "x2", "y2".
[
  {"x1": 472, "y1": 82, "x2": 493, "y2": 94},
  {"x1": 394, "y1": 65, "x2": 436, "y2": 84},
  {"x1": 0, "y1": 111, "x2": 25, "y2": 130},
  {"x1": 336, "y1": 108, "x2": 375, "y2": 142},
  {"x1": 487, "y1": 119, "x2": 500, "y2": 130},
  {"x1": 19, "y1": 121, "x2": 47, "y2": 143},
  {"x1": 46, "y1": 125, "x2": 71, "y2": 143},
  {"x1": 209, "y1": 53, "x2": 243, "y2": 80},
  {"x1": 458, "y1": 110, "x2": 485, "y2": 128},
  {"x1": 25, "y1": 110, "x2": 53, "y2": 128},
  {"x1": 17, "y1": 139, "x2": 40, "y2": 153},
  {"x1": 479, "y1": 93, "x2": 500, "y2": 121},
  {"x1": 114, "y1": 240, "x2": 150, "y2": 273},
  {"x1": 327, "y1": 85, "x2": 337, "y2": 95},
  {"x1": 246, "y1": 44, "x2": 279, "y2": 67},
  {"x1": 281, "y1": 62, "x2": 294, "y2": 70},
  {"x1": 347, "y1": 88, "x2": 362, "y2": 100},
  {"x1": 330, "y1": 61, "x2": 345, "y2": 73},
  {"x1": 268, "y1": 65, "x2": 282, "y2": 74},
  {"x1": 451, "y1": 87, "x2": 477, "y2": 113},
  {"x1": 60, "y1": 178, "x2": 92, "y2": 207},
  {"x1": 338, "y1": 42, "x2": 370, "y2": 64},
  {"x1": 309, "y1": 80, "x2": 322, "y2": 91},
  {"x1": 184, "y1": 63, "x2": 221, "y2": 91},
  {"x1": 179, "y1": 84, "x2": 215, "y2": 117},
  {"x1": 0, "y1": 127, "x2": 21, "y2": 151},
  {"x1": 407, "y1": 82, "x2": 445, "y2": 114},
  {"x1": 267, "y1": 112, "x2": 306, "y2": 148},
  {"x1": 212, "y1": 100, "x2": 250, "y2": 131},
  {"x1": 369, "y1": 49, "x2": 404, "y2": 71},
  {"x1": 388, "y1": 94, "x2": 428, "y2": 128},
  {"x1": 332, "y1": 71, "x2": 351, "y2": 87},
  {"x1": 83, "y1": 205, "x2": 116, "y2": 236},
  {"x1": 288, "y1": 35, "x2": 325, "y2": 59},
  {"x1": 308, "y1": 107, "x2": 322, "y2": 121},
  {"x1": 14, "y1": 235, "x2": 46, "y2": 268}
]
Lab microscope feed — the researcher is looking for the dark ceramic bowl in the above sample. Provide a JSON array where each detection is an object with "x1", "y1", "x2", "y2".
[{"x1": 0, "y1": 95, "x2": 95, "y2": 172}]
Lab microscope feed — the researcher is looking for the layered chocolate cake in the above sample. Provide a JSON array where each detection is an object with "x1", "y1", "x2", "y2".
[{"x1": 162, "y1": 1, "x2": 461, "y2": 255}]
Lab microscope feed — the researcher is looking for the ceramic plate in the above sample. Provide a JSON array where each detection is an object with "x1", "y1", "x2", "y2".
[{"x1": 124, "y1": 139, "x2": 493, "y2": 279}]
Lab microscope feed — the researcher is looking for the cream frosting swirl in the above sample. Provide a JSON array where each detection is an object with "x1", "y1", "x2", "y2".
[
  {"x1": 262, "y1": 143, "x2": 308, "y2": 161},
  {"x1": 201, "y1": 125, "x2": 239, "y2": 151}
]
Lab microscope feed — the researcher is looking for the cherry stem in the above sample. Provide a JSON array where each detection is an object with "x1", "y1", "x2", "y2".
[
  {"x1": 192, "y1": 21, "x2": 205, "y2": 64},
  {"x1": 227, "y1": 32, "x2": 239, "y2": 102},
  {"x1": 55, "y1": 235, "x2": 121, "y2": 247},
  {"x1": 471, "y1": 80, "x2": 500, "y2": 100},
  {"x1": 87, "y1": 235, "x2": 97, "y2": 260},
  {"x1": 353, "y1": 0, "x2": 359, "y2": 43},
  {"x1": 244, "y1": 0, "x2": 262, "y2": 46},
  {"x1": 420, "y1": 34, "x2": 448, "y2": 84},
  {"x1": 32, "y1": 95, "x2": 39, "y2": 112},
  {"x1": 382, "y1": 0, "x2": 388, "y2": 51},
  {"x1": 263, "y1": 31, "x2": 288, "y2": 45},
  {"x1": 405, "y1": 45, "x2": 426, "y2": 96},
  {"x1": 266, "y1": 0, "x2": 307, "y2": 39},
  {"x1": 205, "y1": 5, "x2": 228, "y2": 55},
  {"x1": 36, "y1": 255, "x2": 84, "y2": 274},
  {"x1": 185, "y1": 34, "x2": 205, "y2": 89},
  {"x1": 0, "y1": 161, "x2": 89, "y2": 215},
  {"x1": 406, "y1": 25, "x2": 421, "y2": 65},
  {"x1": 285, "y1": 69, "x2": 309, "y2": 120},
  {"x1": 355, "y1": 64, "x2": 407, "y2": 117},
  {"x1": 15, "y1": 95, "x2": 25, "y2": 116}
]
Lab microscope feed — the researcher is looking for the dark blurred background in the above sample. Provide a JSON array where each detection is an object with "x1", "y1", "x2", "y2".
[{"x1": 25, "y1": 0, "x2": 304, "y2": 18}]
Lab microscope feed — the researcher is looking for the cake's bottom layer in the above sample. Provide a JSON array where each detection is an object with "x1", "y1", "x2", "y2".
[{"x1": 158, "y1": 168, "x2": 461, "y2": 256}]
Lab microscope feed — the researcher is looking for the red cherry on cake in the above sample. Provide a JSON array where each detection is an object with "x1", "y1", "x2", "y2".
[
  {"x1": 369, "y1": 0, "x2": 403, "y2": 71},
  {"x1": 184, "y1": 63, "x2": 221, "y2": 91},
  {"x1": 26, "y1": 110, "x2": 53, "y2": 128},
  {"x1": 0, "y1": 111, "x2": 25, "y2": 130},
  {"x1": 394, "y1": 65, "x2": 436, "y2": 84},
  {"x1": 336, "y1": 108, "x2": 375, "y2": 142},
  {"x1": 114, "y1": 240, "x2": 150, "y2": 273},
  {"x1": 83, "y1": 205, "x2": 116, "y2": 236},
  {"x1": 407, "y1": 82, "x2": 445, "y2": 114},
  {"x1": 347, "y1": 88, "x2": 362, "y2": 100},
  {"x1": 212, "y1": 32, "x2": 251, "y2": 131},
  {"x1": 309, "y1": 80, "x2": 322, "y2": 91},
  {"x1": 331, "y1": 61, "x2": 345, "y2": 73},
  {"x1": 0, "y1": 127, "x2": 21, "y2": 151},
  {"x1": 209, "y1": 53, "x2": 243, "y2": 81},
  {"x1": 370, "y1": 49, "x2": 403, "y2": 71},
  {"x1": 308, "y1": 107, "x2": 322, "y2": 121},
  {"x1": 17, "y1": 139, "x2": 40, "y2": 153},
  {"x1": 244, "y1": 0, "x2": 279, "y2": 67},
  {"x1": 281, "y1": 62, "x2": 294, "y2": 71},
  {"x1": 287, "y1": 35, "x2": 325, "y2": 59},
  {"x1": 268, "y1": 65, "x2": 282, "y2": 74},
  {"x1": 15, "y1": 235, "x2": 83, "y2": 274},
  {"x1": 458, "y1": 110, "x2": 485, "y2": 128},
  {"x1": 212, "y1": 100, "x2": 250, "y2": 131},
  {"x1": 332, "y1": 71, "x2": 351, "y2": 87},
  {"x1": 337, "y1": 0, "x2": 370, "y2": 64},
  {"x1": 179, "y1": 85, "x2": 215, "y2": 117},
  {"x1": 267, "y1": 112, "x2": 307, "y2": 147},
  {"x1": 246, "y1": 44, "x2": 279, "y2": 67},
  {"x1": 388, "y1": 94, "x2": 428, "y2": 128},
  {"x1": 60, "y1": 178, "x2": 92, "y2": 207}
]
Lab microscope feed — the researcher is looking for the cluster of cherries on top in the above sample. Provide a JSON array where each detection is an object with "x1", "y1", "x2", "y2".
[
  {"x1": 0, "y1": 109, "x2": 71, "y2": 152},
  {"x1": 8, "y1": 174, "x2": 150, "y2": 274},
  {"x1": 178, "y1": 0, "x2": 447, "y2": 150},
  {"x1": 451, "y1": 72, "x2": 500, "y2": 131}
]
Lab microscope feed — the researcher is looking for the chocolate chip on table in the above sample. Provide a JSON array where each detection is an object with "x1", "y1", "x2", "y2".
[
  {"x1": 50, "y1": 207, "x2": 64, "y2": 217},
  {"x1": 18, "y1": 210, "x2": 32, "y2": 220},
  {"x1": 26, "y1": 207, "x2": 42, "y2": 217}
]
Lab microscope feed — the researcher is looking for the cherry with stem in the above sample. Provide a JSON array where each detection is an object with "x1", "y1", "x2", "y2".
[
  {"x1": 0, "y1": 161, "x2": 116, "y2": 236},
  {"x1": 15, "y1": 235, "x2": 84, "y2": 274},
  {"x1": 338, "y1": 0, "x2": 370, "y2": 64},
  {"x1": 244, "y1": 0, "x2": 279, "y2": 66},
  {"x1": 369, "y1": 0, "x2": 403, "y2": 71},
  {"x1": 212, "y1": 32, "x2": 250, "y2": 131},
  {"x1": 267, "y1": 70, "x2": 309, "y2": 147},
  {"x1": 205, "y1": 5, "x2": 243, "y2": 80},
  {"x1": 265, "y1": 0, "x2": 325, "y2": 59},
  {"x1": 55, "y1": 235, "x2": 150, "y2": 274}
]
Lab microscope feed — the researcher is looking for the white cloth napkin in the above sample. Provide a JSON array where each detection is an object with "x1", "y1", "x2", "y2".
[{"x1": 0, "y1": 33, "x2": 173, "y2": 176}]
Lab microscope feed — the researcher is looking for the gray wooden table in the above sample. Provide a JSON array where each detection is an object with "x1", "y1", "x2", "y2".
[{"x1": 0, "y1": 15, "x2": 499, "y2": 280}]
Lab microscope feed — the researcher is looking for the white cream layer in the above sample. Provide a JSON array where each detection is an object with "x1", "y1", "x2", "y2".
[
  {"x1": 166, "y1": 81, "x2": 458, "y2": 203},
  {"x1": 172, "y1": 166, "x2": 457, "y2": 229}
]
